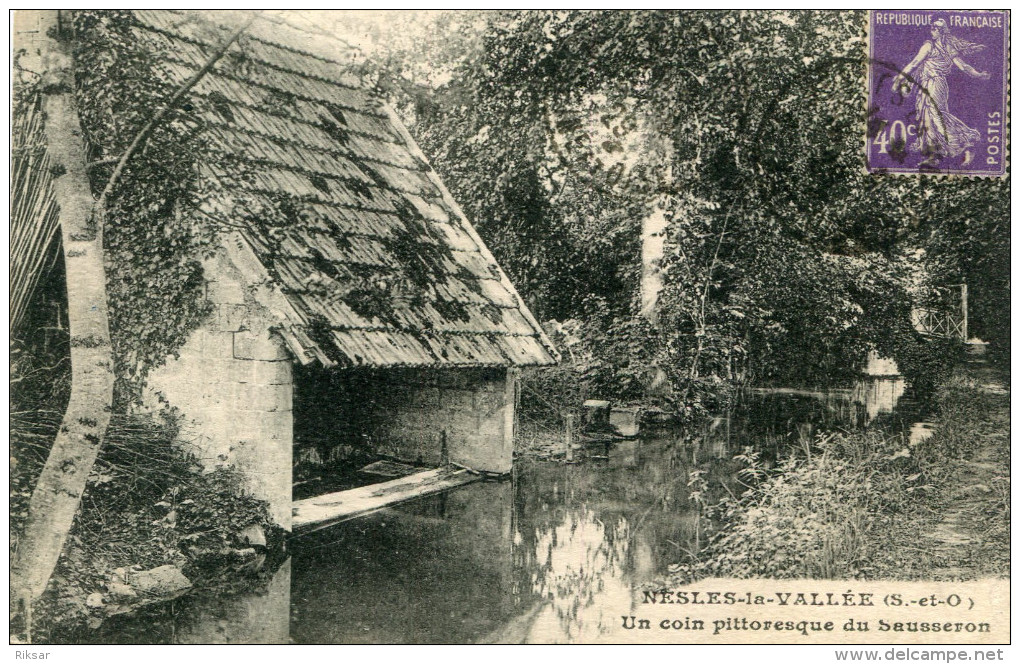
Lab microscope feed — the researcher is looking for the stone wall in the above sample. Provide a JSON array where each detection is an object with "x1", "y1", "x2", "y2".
[
  {"x1": 145, "y1": 249, "x2": 293, "y2": 529},
  {"x1": 146, "y1": 249, "x2": 520, "y2": 525},
  {"x1": 294, "y1": 367, "x2": 516, "y2": 476}
]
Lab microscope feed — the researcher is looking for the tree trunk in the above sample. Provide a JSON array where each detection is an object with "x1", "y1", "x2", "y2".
[
  {"x1": 12, "y1": 12, "x2": 258, "y2": 622},
  {"x1": 11, "y1": 11, "x2": 116, "y2": 607}
]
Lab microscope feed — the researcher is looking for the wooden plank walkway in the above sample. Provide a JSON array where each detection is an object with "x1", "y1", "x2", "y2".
[{"x1": 292, "y1": 466, "x2": 478, "y2": 533}]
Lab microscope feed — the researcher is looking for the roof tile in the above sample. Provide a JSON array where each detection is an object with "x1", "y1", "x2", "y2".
[{"x1": 128, "y1": 10, "x2": 556, "y2": 368}]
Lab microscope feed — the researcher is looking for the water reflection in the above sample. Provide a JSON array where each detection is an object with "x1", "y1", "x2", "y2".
[
  {"x1": 751, "y1": 376, "x2": 909, "y2": 434},
  {"x1": 97, "y1": 377, "x2": 920, "y2": 644},
  {"x1": 177, "y1": 559, "x2": 291, "y2": 644},
  {"x1": 852, "y1": 377, "x2": 907, "y2": 422},
  {"x1": 525, "y1": 508, "x2": 631, "y2": 642}
]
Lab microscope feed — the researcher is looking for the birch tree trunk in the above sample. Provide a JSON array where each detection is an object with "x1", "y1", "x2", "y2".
[
  {"x1": 11, "y1": 11, "x2": 257, "y2": 621},
  {"x1": 10, "y1": 10, "x2": 115, "y2": 605}
]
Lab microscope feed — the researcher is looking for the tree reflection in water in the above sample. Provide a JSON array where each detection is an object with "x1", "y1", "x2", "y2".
[
  {"x1": 525, "y1": 508, "x2": 631, "y2": 642},
  {"x1": 91, "y1": 378, "x2": 918, "y2": 644}
]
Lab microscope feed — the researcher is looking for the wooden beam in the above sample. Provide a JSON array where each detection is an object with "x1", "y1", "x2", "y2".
[{"x1": 292, "y1": 467, "x2": 479, "y2": 533}]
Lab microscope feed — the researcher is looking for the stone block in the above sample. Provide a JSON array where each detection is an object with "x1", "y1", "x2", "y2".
[
  {"x1": 448, "y1": 410, "x2": 481, "y2": 434},
  {"x1": 406, "y1": 406, "x2": 438, "y2": 431},
  {"x1": 232, "y1": 331, "x2": 255, "y2": 360},
  {"x1": 211, "y1": 304, "x2": 250, "y2": 332},
  {"x1": 387, "y1": 383, "x2": 414, "y2": 404},
  {"x1": 234, "y1": 384, "x2": 286, "y2": 412},
  {"x1": 254, "y1": 360, "x2": 292, "y2": 386},
  {"x1": 228, "y1": 434, "x2": 292, "y2": 529},
  {"x1": 269, "y1": 385, "x2": 292, "y2": 413},
  {"x1": 194, "y1": 409, "x2": 232, "y2": 446},
  {"x1": 206, "y1": 277, "x2": 246, "y2": 305},
  {"x1": 228, "y1": 414, "x2": 260, "y2": 443},
  {"x1": 196, "y1": 360, "x2": 227, "y2": 385},
  {"x1": 401, "y1": 369, "x2": 435, "y2": 387},
  {"x1": 438, "y1": 389, "x2": 456, "y2": 409},
  {"x1": 423, "y1": 429, "x2": 444, "y2": 450},
  {"x1": 377, "y1": 430, "x2": 442, "y2": 466},
  {"x1": 475, "y1": 388, "x2": 506, "y2": 415},
  {"x1": 451, "y1": 431, "x2": 512, "y2": 475},
  {"x1": 200, "y1": 382, "x2": 233, "y2": 410},
  {"x1": 444, "y1": 428, "x2": 469, "y2": 447},
  {"x1": 436, "y1": 370, "x2": 475, "y2": 389},
  {"x1": 234, "y1": 330, "x2": 290, "y2": 362},
  {"x1": 259, "y1": 411, "x2": 293, "y2": 441},
  {"x1": 477, "y1": 412, "x2": 505, "y2": 439},
  {"x1": 160, "y1": 386, "x2": 205, "y2": 420},
  {"x1": 173, "y1": 346, "x2": 205, "y2": 371},
  {"x1": 410, "y1": 386, "x2": 440, "y2": 407},
  {"x1": 440, "y1": 389, "x2": 475, "y2": 410},
  {"x1": 202, "y1": 331, "x2": 236, "y2": 359},
  {"x1": 222, "y1": 358, "x2": 255, "y2": 384}
]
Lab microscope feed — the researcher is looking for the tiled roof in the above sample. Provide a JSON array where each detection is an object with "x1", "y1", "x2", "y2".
[{"x1": 125, "y1": 10, "x2": 557, "y2": 368}]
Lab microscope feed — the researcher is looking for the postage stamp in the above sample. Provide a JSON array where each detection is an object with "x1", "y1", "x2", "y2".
[{"x1": 867, "y1": 10, "x2": 1009, "y2": 176}]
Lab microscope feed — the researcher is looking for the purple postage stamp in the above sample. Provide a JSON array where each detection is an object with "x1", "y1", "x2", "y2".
[{"x1": 867, "y1": 10, "x2": 1009, "y2": 176}]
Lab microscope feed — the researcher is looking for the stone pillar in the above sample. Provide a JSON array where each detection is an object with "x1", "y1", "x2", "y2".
[
  {"x1": 229, "y1": 328, "x2": 293, "y2": 529},
  {"x1": 145, "y1": 251, "x2": 293, "y2": 529},
  {"x1": 448, "y1": 368, "x2": 515, "y2": 474}
]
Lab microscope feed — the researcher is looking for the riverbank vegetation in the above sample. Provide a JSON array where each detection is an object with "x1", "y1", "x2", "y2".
[
  {"x1": 665, "y1": 356, "x2": 1009, "y2": 583},
  {"x1": 11, "y1": 306, "x2": 283, "y2": 642},
  {"x1": 11, "y1": 405, "x2": 285, "y2": 643}
]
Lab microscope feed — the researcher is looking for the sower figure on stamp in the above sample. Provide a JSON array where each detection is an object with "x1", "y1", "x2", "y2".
[{"x1": 892, "y1": 18, "x2": 990, "y2": 167}]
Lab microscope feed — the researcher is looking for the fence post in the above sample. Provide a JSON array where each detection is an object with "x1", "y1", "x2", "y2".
[{"x1": 960, "y1": 283, "x2": 968, "y2": 341}]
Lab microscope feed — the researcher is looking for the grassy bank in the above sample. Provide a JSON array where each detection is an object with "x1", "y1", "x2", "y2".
[{"x1": 666, "y1": 356, "x2": 1009, "y2": 582}]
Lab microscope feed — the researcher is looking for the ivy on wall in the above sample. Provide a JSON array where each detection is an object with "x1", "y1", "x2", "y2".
[{"x1": 72, "y1": 11, "x2": 237, "y2": 407}]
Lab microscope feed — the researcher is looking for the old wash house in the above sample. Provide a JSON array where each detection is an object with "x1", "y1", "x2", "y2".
[{"x1": 102, "y1": 11, "x2": 560, "y2": 529}]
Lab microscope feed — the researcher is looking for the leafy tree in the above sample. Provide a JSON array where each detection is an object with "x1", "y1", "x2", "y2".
[
  {"x1": 386, "y1": 10, "x2": 1007, "y2": 397},
  {"x1": 919, "y1": 178, "x2": 1010, "y2": 369}
]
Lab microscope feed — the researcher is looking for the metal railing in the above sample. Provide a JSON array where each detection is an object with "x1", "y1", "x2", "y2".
[{"x1": 911, "y1": 284, "x2": 968, "y2": 341}]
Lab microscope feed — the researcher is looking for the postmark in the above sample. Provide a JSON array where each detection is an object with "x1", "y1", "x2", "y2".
[{"x1": 866, "y1": 10, "x2": 1008, "y2": 176}]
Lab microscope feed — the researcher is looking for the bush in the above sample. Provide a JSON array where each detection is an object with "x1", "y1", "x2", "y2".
[
  {"x1": 888, "y1": 334, "x2": 962, "y2": 406},
  {"x1": 518, "y1": 364, "x2": 584, "y2": 424},
  {"x1": 521, "y1": 312, "x2": 674, "y2": 422},
  {"x1": 671, "y1": 429, "x2": 934, "y2": 582}
]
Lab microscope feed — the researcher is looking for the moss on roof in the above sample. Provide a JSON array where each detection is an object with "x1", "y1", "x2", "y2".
[{"x1": 117, "y1": 10, "x2": 557, "y2": 368}]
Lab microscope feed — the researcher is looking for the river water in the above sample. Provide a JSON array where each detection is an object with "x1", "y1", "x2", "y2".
[{"x1": 92, "y1": 377, "x2": 926, "y2": 644}]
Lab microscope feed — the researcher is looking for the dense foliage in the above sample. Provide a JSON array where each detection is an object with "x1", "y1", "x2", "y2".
[
  {"x1": 71, "y1": 11, "x2": 245, "y2": 406},
  {"x1": 921, "y1": 179, "x2": 1011, "y2": 372},
  {"x1": 372, "y1": 10, "x2": 1008, "y2": 405},
  {"x1": 669, "y1": 360, "x2": 1009, "y2": 582},
  {"x1": 26, "y1": 9, "x2": 1009, "y2": 410}
]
